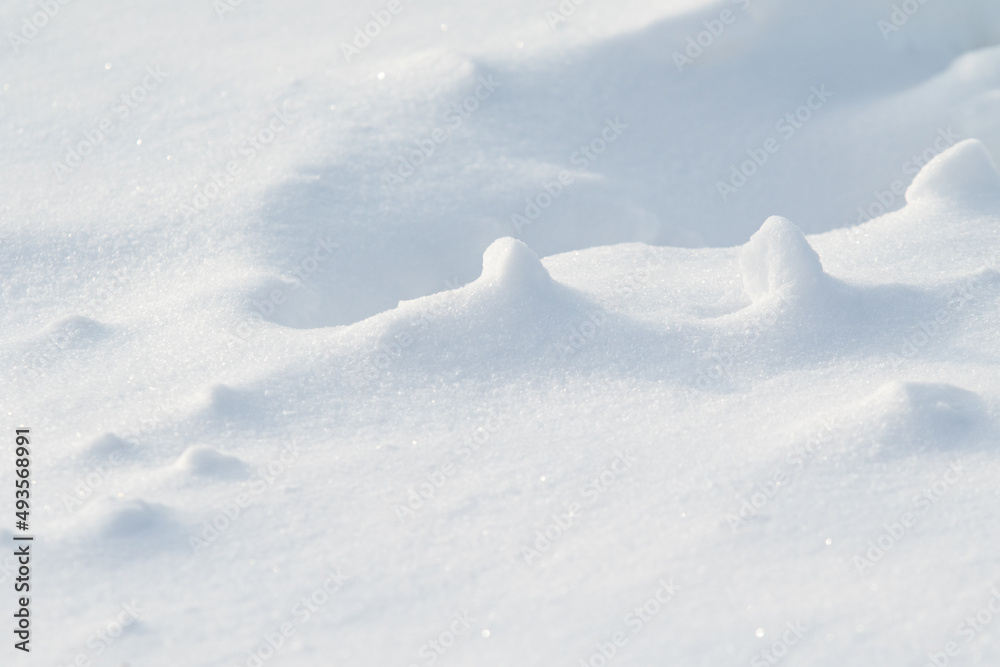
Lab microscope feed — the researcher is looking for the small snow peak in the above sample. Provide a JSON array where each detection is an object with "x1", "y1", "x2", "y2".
[
  {"x1": 91, "y1": 499, "x2": 173, "y2": 539},
  {"x1": 478, "y1": 237, "x2": 553, "y2": 292},
  {"x1": 207, "y1": 384, "x2": 244, "y2": 414},
  {"x1": 905, "y1": 139, "x2": 1000, "y2": 207},
  {"x1": 81, "y1": 433, "x2": 134, "y2": 460},
  {"x1": 175, "y1": 445, "x2": 248, "y2": 479},
  {"x1": 41, "y1": 314, "x2": 110, "y2": 348},
  {"x1": 739, "y1": 216, "x2": 824, "y2": 302},
  {"x1": 865, "y1": 381, "x2": 988, "y2": 450}
]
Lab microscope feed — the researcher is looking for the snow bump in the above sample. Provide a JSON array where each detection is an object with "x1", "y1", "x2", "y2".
[
  {"x1": 906, "y1": 138, "x2": 1000, "y2": 208},
  {"x1": 203, "y1": 384, "x2": 255, "y2": 419},
  {"x1": 739, "y1": 216, "x2": 826, "y2": 303},
  {"x1": 862, "y1": 381, "x2": 991, "y2": 451},
  {"x1": 477, "y1": 237, "x2": 555, "y2": 295},
  {"x1": 78, "y1": 432, "x2": 135, "y2": 461},
  {"x1": 174, "y1": 445, "x2": 248, "y2": 479},
  {"x1": 38, "y1": 314, "x2": 111, "y2": 349},
  {"x1": 86, "y1": 499, "x2": 176, "y2": 541}
]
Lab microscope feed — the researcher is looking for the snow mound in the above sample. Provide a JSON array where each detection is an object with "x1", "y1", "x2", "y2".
[
  {"x1": 84, "y1": 499, "x2": 176, "y2": 541},
  {"x1": 356, "y1": 237, "x2": 609, "y2": 378},
  {"x1": 78, "y1": 433, "x2": 136, "y2": 461},
  {"x1": 202, "y1": 384, "x2": 256, "y2": 420},
  {"x1": 906, "y1": 138, "x2": 1000, "y2": 208},
  {"x1": 8, "y1": 315, "x2": 116, "y2": 378},
  {"x1": 174, "y1": 446, "x2": 248, "y2": 479},
  {"x1": 738, "y1": 216, "x2": 827, "y2": 303},
  {"x1": 40, "y1": 315, "x2": 111, "y2": 348},
  {"x1": 859, "y1": 381, "x2": 992, "y2": 452},
  {"x1": 478, "y1": 237, "x2": 556, "y2": 295}
]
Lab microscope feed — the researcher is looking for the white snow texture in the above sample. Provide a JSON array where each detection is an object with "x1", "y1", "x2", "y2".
[{"x1": 2, "y1": 0, "x2": 1000, "y2": 665}]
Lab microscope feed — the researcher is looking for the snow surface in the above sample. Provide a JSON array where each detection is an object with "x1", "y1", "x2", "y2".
[{"x1": 3, "y1": 0, "x2": 1000, "y2": 665}]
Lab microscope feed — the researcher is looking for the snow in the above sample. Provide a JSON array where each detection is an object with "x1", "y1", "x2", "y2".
[
  {"x1": 3, "y1": 0, "x2": 1000, "y2": 665},
  {"x1": 737, "y1": 216, "x2": 825, "y2": 303},
  {"x1": 906, "y1": 138, "x2": 1000, "y2": 207}
]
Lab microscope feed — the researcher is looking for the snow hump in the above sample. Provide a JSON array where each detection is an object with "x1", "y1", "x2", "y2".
[
  {"x1": 739, "y1": 216, "x2": 825, "y2": 303},
  {"x1": 906, "y1": 138, "x2": 1000, "y2": 207},
  {"x1": 477, "y1": 237, "x2": 554, "y2": 293}
]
